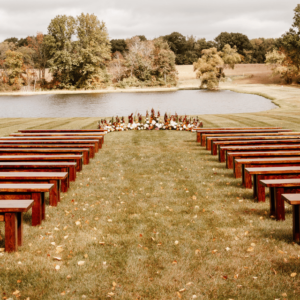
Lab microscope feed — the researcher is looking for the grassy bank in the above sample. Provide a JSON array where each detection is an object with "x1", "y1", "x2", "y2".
[{"x1": 0, "y1": 85, "x2": 300, "y2": 299}]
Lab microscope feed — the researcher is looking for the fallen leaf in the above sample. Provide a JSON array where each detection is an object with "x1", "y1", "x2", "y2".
[
  {"x1": 112, "y1": 281, "x2": 117, "y2": 287},
  {"x1": 247, "y1": 247, "x2": 254, "y2": 252},
  {"x1": 75, "y1": 221, "x2": 81, "y2": 226},
  {"x1": 291, "y1": 273, "x2": 297, "y2": 277},
  {"x1": 61, "y1": 291, "x2": 66, "y2": 295},
  {"x1": 53, "y1": 257, "x2": 62, "y2": 261},
  {"x1": 67, "y1": 275, "x2": 71, "y2": 279},
  {"x1": 271, "y1": 268, "x2": 277, "y2": 275},
  {"x1": 13, "y1": 290, "x2": 20, "y2": 295},
  {"x1": 179, "y1": 288, "x2": 186, "y2": 292},
  {"x1": 186, "y1": 282, "x2": 193, "y2": 286},
  {"x1": 176, "y1": 292, "x2": 182, "y2": 299},
  {"x1": 77, "y1": 261, "x2": 85, "y2": 266},
  {"x1": 212, "y1": 250, "x2": 218, "y2": 254},
  {"x1": 55, "y1": 265, "x2": 60, "y2": 270},
  {"x1": 195, "y1": 249, "x2": 201, "y2": 255},
  {"x1": 174, "y1": 240, "x2": 179, "y2": 245}
]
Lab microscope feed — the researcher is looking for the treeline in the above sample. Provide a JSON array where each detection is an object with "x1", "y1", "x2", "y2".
[{"x1": 111, "y1": 32, "x2": 278, "y2": 65}]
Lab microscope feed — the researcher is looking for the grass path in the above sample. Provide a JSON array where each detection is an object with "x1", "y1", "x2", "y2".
[{"x1": 0, "y1": 84, "x2": 300, "y2": 299}]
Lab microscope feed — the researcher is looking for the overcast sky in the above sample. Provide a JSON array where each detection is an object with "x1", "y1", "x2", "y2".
[{"x1": 0, "y1": 0, "x2": 298, "y2": 42}]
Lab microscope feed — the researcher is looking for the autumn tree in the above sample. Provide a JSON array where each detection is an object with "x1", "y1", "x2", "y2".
[
  {"x1": 46, "y1": 13, "x2": 111, "y2": 89},
  {"x1": 193, "y1": 48, "x2": 224, "y2": 90},
  {"x1": 221, "y1": 44, "x2": 241, "y2": 69},
  {"x1": 109, "y1": 51, "x2": 126, "y2": 82},
  {"x1": 27, "y1": 32, "x2": 49, "y2": 79},
  {"x1": 4, "y1": 50, "x2": 24, "y2": 85}
]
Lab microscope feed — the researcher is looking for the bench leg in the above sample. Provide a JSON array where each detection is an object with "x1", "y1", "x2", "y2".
[
  {"x1": 17, "y1": 212, "x2": 23, "y2": 246},
  {"x1": 31, "y1": 193, "x2": 42, "y2": 226},
  {"x1": 201, "y1": 135, "x2": 206, "y2": 146},
  {"x1": 293, "y1": 205, "x2": 300, "y2": 243},
  {"x1": 227, "y1": 155, "x2": 233, "y2": 169},
  {"x1": 197, "y1": 132, "x2": 200, "y2": 143},
  {"x1": 269, "y1": 187, "x2": 276, "y2": 217},
  {"x1": 274, "y1": 187, "x2": 285, "y2": 221},
  {"x1": 212, "y1": 143, "x2": 218, "y2": 155},
  {"x1": 62, "y1": 168, "x2": 69, "y2": 189},
  {"x1": 207, "y1": 140, "x2": 212, "y2": 151},
  {"x1": 5, "y1": 212, "x2": 17, "y2": 252},
  {"x1": 245, "y1": 170, "x2": 252, "y2": 189},
  {"x1": 69, "y1": 166, "x2": 76, "y2": 182},
  {"x1": 83, "y1": 152, "x2": 89, "y2": 165},
  {"x1": 257, "y1": 175, "x2": 266, "y2": 202},
  {"x1": 49, "y1": 180, "x2": 59, "y2": 206},
  {"x1": 235, "y1": 161, "x2": 242, "y2": 179}
]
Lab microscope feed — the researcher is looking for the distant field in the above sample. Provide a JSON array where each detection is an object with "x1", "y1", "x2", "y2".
[{"x1": 177, "y1": 64, "x2": 284, "y2": 85}]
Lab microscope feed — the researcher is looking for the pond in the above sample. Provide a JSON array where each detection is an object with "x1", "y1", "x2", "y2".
[{"x1": 0, "y1": 90, "x2": 276, "y2": 118}]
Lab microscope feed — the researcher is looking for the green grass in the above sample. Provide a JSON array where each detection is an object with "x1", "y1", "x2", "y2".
[{"x1": 0, "y1": 84, "x2": 300, "y2": 299}]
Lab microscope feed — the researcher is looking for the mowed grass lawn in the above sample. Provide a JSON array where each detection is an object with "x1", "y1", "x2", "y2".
[{"x1": 0, "y1": 100, "x2": 300, "y2": 299}]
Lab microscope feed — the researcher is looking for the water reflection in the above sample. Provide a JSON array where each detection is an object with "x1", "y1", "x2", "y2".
[{"x1": 0, "y1": 90, "x2": 276, "y2": 118}]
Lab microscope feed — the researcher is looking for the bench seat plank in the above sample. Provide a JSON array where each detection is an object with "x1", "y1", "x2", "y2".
[{"x1": 0, "y1": 155, "x2": 82, "y2": 171}]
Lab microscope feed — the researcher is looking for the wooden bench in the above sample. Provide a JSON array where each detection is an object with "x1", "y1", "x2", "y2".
[
  {"x1": 201, "y1": 132, "x2": 300, "y2": 147},
  {"x1": 227, "y1": 151, "x2": 300, "y2": 170},
  {"x1": 245, "y1": 166, "x2": 300, "y2": 202},
  {"x1": 19, "y1": 129, "x2": 107, "y2": 133},
  {"x1": 206, "y1": 133, "x2": 300, "y2": 150},
  {"x1": 0, "y1": 172, "x2": 68, "y2": 206},
  {"x1": 260, "y1": 179, "x2": 300, "y2": 221},
  {"x1": 0, "y1": 161, "x2": 76, "y2": 184},
  {"x1": 0, "y1": 148, "x2": 90, "y2": 164},
  {"x1": 0, "y1": 137, "x2": 103, "y2": 149},
  {"x1": 0, "y1": 200, "x2": 34, "y2": 252},
  {"x1": 0, "y1": 155, "x2": 82, "y2": 171},
  {"x1": 197, "y1": 129, "x2": 291, "y2": 144},
  {"x1": 282, "y1": 194, "x2": 300, "y2": 242},
  {"x1": 0, "y1": 184, "x2": 54, "y2": 226},
  {"x1": 235, "y1": 157, "x2": 300, "y2": 186},
  {"x1": 219, "y1": 144, "x2": 300, "y2": 163},
  {"x1": 195, "y1": 127, "x2": 283, "y2": 143},
  {"x1": 0, "y1": 139, "x2": 100, "y2": 152},
  {"x1": 0, "y1": 144, "x2": 95, "y2": 159},
  {"x1": 212, "y1": 139, "x2": 300, "y2": 155},
  {"x1": 10, "y1": 133, "x2": 105, "y2": 145}
]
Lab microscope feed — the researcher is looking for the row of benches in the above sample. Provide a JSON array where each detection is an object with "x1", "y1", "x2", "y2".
[
  {"x1": 0, "y1": 129, "x2": 107, "y2": 252},
  {"x1": 195, "y1": 127, "x2": 300, "y2": 243}
]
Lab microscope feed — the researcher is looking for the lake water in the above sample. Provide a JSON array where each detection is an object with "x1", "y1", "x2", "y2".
[{"x1": 0, "y1": 90, "x2": 276, "y2": 118}]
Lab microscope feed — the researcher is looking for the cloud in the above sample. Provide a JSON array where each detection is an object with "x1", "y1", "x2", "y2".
[{"x1": 0, "y1": 0, "x2": 297, "y2": 42}]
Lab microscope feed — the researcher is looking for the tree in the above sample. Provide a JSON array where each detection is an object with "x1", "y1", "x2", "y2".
[
  {"x1": 109, "y1": 51, "x2": 126, "y2": 82},
  {"x1": 27, "y1": 32, "x2": 49, "y2": 79},
  {"x1": 193, "y1": 48, "x2": 224, "y2": 90},
  {"x1": 221, "y1": 44, "x2": 241, "y2": 69},
  {"x1": 110, "y1": 39, "x2": 127, "y2": 55},
  {"x1": 46, "y1": 13, "x2": 111, "y2": 89},
  {"x1": 271, "y1": 4, "x2": 300, "y2": 83},
  {"x1": 214, "y1": 32, "x2": 252, "y2": 56},
  {"x1": 4, "y1": 50, "x2": 24, "y2": 85}
]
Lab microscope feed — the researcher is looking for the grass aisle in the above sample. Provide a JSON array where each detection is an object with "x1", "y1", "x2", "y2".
[{"x1": 0, "y1": 130, "x2": 300, "y2": 299}]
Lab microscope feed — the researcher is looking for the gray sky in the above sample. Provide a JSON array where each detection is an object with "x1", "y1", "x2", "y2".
[{"x1": 0, "y1": 0, "x2": 298, "y2": 42}]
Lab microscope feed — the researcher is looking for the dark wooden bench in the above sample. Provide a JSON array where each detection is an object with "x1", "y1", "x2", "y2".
[
  {"x1": 19, "y1": 129, "x2": 107, "y2": 133},
  {"x1": 0, "y1": 172, "x2": 68, "y2": 206},
  {"x1": 0, "y1": 137, "x2": 103, "y2": 149},
  {"x1": 10, "y1": 133, "x2": 105, "y2": 145},
  {"x1": 212, "y1": 139, "x2": 300, "y2": 155},
  {"x1": 0, "y1": 161, "x2": 76, "y2": 184},
  {"x1": 227, "y1": 151, "x2": 300, "y2": 170},
  {"x1": 219, "y1": 144, "x2": 300, "y2": 163},
  {"x1": 0, "y1": 184, "x2": 54, "y2": 226},
  {"x1": 195, "y1": 127, "x2": 283, "y2": 143},
  {"x1": 235, "y1": 157, "x2": 300, "y2": 184},
  {"x1": 245, "y1": 166, "x2": 300, "y2": 202},
  {"x1": 0, "y1": 144, "x2": 95, "y2": 158},
  {"x1": 0, "y1": 139, "x2": 100, "y2": 152},
  {"x1": 0, "y1": 148, "x2": 90, "y2": 165},
  {"x1": 282, "y1": 194, "x2": 300, "y2": 242},
  {"x1": 260, "y1": 179, "x2": 300, "y2": 221},
  {"x1": 0, "y1": 200, "x2": 34, "y2": 252},
  {"x1": 0, "y1": 155, "x2": 82, "y2": 171},
  {"x1": 197, "y1": 129, "x2": 291, "y2": 144},
  {"x1": 206, "y1": 133, "x2": 300, "y2": 150}
]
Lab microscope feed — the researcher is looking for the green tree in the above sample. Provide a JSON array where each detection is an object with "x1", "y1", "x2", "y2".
[
  {"x1": 215, "y1": 32, "x2": 252, "y2": 56},
  {"x1": 221, "y1": 44, "x2": 241, "y2": 69},
  {"x1": 110, "y1": 39, "x2": 127, "y2": 55},
  {"x1": 193, "y1": 48, "x2": 224, "y2": 90},
  {"x1": 4, "y1": 50, "x2": 24, "y2": 85},
  {"x1": 46, "y1": 13, "x2": 111, "y2": 89}
]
